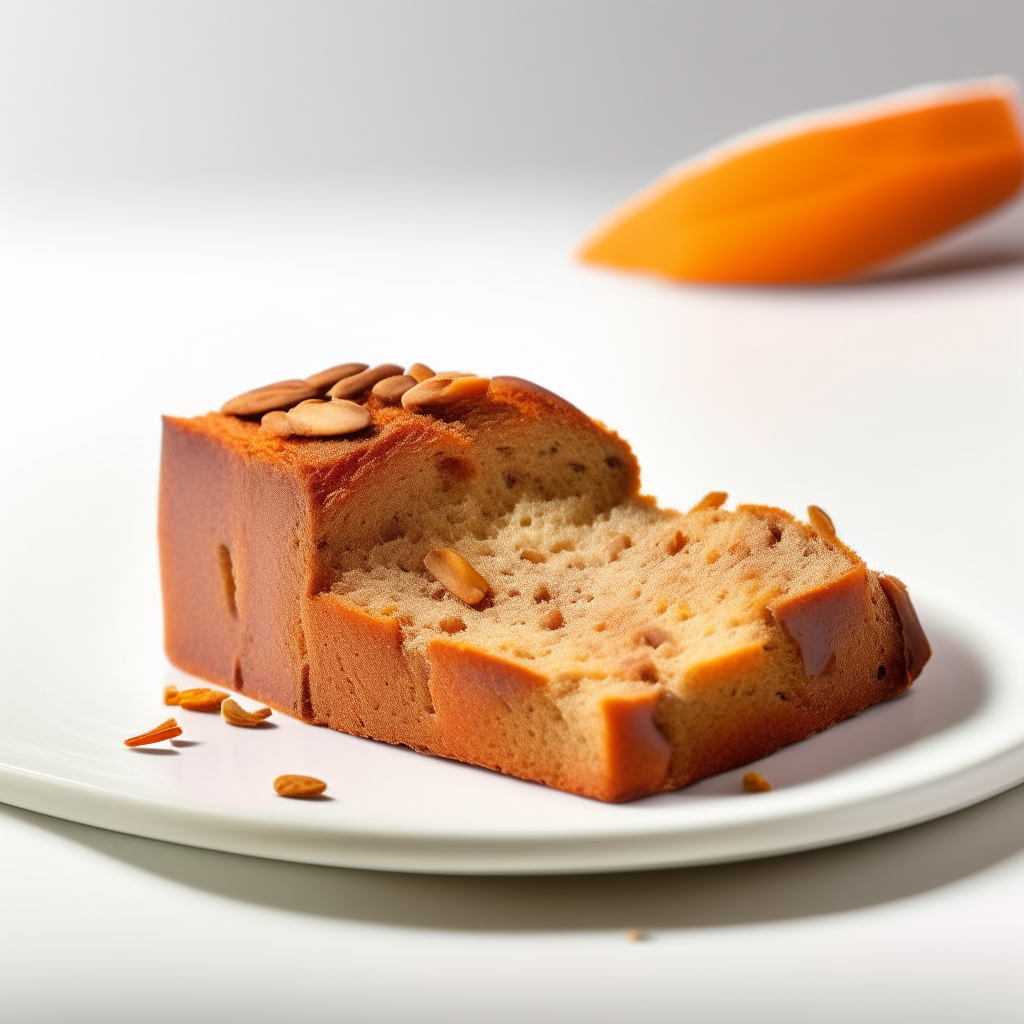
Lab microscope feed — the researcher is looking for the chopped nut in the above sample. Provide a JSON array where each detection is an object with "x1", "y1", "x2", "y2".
[
  {"x1": 372, "y1": 374, "x2": 418, "y2": 404},
  {"x1": 402, "y1": 373, "x2": 490, "y2": 414},
  {"x1": 807, "y1": 505, "x2": 852, "y2": 555},
  {"x1": 690, "y1": 491, "x2": 728, "y2": 512},
  {"x1": 304, "y1": 362, "x2": 368, "y2": 392},
  {"x1": 424, "y1": 548, "x2": 490, "y2": 605},
  {"x1": 222, "y1": 379, "x2": 321, "y2": 418},
  {"x1": 327, "y1": 363, "x2": 405, "y2": 400},
  {"x1": 663, "y1": 529, "x2": 686, "y2": 555},
  {"x1": 607, "y1": 534, "x2": 632, "y2": 560},
  {"x1": 520, "y1": 549, "x2": 546, "y2": 564},
  {"x1": 406, "y1": 362, "x2": 435, "y2": 383},
  {"x1": 274, "y1": 774, "x2": 328, "y2": 798},
  {"x1": 438, "y1": 615, "x2": 467, "y2": 634},
  {"x1": 539, "y1": 608, "x2": 564, "y2": 630},
  {"x1": 222, "y1": 697, "x2": 273, "y2": 727},
  {"x1": 125, "y1": 718, "x2": 182, "y2": 747},
  {"x1": 260, "y1": 410, "x2": 292, "y2": 437},
  {"x1": 286, "y1": 399, "x2": 371, "y2": 437},
  {"x1": 163, "y1": 685, "x2": 180, "y2": 706},
  {"x1": 176, "y1": 687, "x2": 230, "y2": 712},
  {"x1": 743, "y1": 771, "x2": 773, "y2": 793}
]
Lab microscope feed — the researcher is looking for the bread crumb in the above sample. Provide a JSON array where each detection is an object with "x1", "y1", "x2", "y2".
[
  {"x1": 743, "y1": 771, "x2": 773, "y2": 793},
  {"x1": 625, "y1": 928, "x2": 645, "y2": 942}
]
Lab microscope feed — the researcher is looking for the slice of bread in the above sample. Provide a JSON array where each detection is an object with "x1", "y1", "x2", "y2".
[{"x1": 159, "y1": 367, "x2": 929, "y2": 801}]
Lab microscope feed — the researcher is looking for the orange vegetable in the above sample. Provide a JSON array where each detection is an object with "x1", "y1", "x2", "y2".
[{"x1": 579, "y1": 78, "x2": 1024, "y2": 284}]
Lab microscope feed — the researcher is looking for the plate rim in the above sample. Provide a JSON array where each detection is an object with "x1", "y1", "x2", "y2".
[{"x1": 2, "y1": 593, "x2": 1022, "y2": 874}]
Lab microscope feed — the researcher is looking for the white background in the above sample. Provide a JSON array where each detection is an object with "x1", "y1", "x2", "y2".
[{"x1": 2, "y1": 2, "x2": 1024, "y2": 1021}]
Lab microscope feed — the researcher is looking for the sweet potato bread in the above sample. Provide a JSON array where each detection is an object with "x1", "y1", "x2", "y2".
[{"x1": 159, "y1": 364, "x2": 930, "y2": 801}]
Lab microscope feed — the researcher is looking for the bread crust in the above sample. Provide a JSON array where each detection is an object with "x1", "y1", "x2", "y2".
[{"x1": 159, "y1": 377, "x2": 920, "y2": 801}]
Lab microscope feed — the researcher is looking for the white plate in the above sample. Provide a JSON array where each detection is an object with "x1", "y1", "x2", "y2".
[{"x1": 1, "y1": 594, "x2": 1022, "y2": 874}]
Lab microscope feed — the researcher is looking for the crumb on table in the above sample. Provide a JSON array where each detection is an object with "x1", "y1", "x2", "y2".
[{"x1": 743, "y1": 771, "x2": 773, "y2": 793}]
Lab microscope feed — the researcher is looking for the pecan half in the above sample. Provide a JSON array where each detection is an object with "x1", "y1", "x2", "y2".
[
  {"x1": 222, "y1": 380, "x2": 320, "y2": 417},
  {"x1": 424, "y1": 548, "x2": 490, "y2": 605},
  {"x1": 222, "y1": 698, "x2": 273, "y2": 727}
]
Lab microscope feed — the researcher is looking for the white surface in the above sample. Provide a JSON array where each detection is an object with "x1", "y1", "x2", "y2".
[
  {"x1": 2, "y1": 181, "x2": 1024, "y2": 1018},
  {"x1": 1, "y1": 596, "x2": 1021, "y2": 874}
]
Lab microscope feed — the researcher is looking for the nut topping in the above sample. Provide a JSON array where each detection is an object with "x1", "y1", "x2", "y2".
[
  {"x1": 689, "y1": 491, "x2": 728, "y2": 512},
  {"x1": 406, "y1": 363, "x2": 435, "y2": 383},
  {"x1": 222, "y1": 380, "x2": 321, "y2": 418},
  {"x1": 221, "y1": 697, "x2": 273, "y2": 727},
  {"x1": 327, "y1": 363, "x2": 405, "y2": 400},
  {"x1": 274, "y1": 774, "x2": 328, "y2": 799},
  {"x1": 424, "y1": 548, "x2": 491, "y2": 605},
  {"x1": 807, "y1": 505, "x2": 855, "y2": 556},
  {"x1": 304, "y1": 362, "x2": 368, "y2": 392},
  {"x1": 402, "y1": 373, "x2": 490, "y2": 414},
  {"x1": 372, "y1": 374, "x2": 417, "y2": 404},
  {"x1": 286, "y1": 399, "x2": 371, "y2": 437},
  {"x1": 260, "y1": 410, "x2": 292, "y2": 437}
]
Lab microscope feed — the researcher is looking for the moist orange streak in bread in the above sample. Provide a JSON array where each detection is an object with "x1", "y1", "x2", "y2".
[{"x1": 159, "y1": 372, "x2": 928, "y2": 801}]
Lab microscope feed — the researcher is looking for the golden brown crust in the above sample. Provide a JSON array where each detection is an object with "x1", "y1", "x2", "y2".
[
  {"x1": 159, "y1": 377, "x2": 921, "y2": 802},
  {"x1": 879, "y1": 573, "x2": 933, "y2": 682}
]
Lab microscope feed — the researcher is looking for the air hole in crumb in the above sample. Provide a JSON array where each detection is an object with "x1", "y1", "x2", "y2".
[
  {"x1": 620, "y1": 655, "x2": 658, "y2": 682},
  {"x1": 508, "y1": 588, "x2": 521, "y2": 597},
  {"x1": 218, "y1": 544, "x2": 237, "y2": 617},
  {"x1": 299, "y1": 665, "x2": 313, "y2": 721},
  {"x1": 639, "y1": 626, "x2": 670, "y2": 649},
  {"x1": 534, "y1": 585, "x2": 551, "y2": 603},
  {"x1": 540, "y1": 608, "x2": 564, "y2": 630},
  {"x1": 877, "y1": 665, "x2": 886, "y2": 680},
  {"x1": 769, "y1": 525, "x2": 783, "y2": 545},
  {"x1": 439, "y1": 616, "x2": 466, "y2": 634}
]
